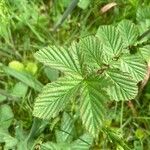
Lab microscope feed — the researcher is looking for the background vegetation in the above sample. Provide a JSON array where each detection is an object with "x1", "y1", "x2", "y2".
[{"x1": 0, "y1": 0, "x2": 150, "y2": 149}]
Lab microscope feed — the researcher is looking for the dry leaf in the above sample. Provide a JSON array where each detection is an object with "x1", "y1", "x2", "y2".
[{"x1": 101, "y1": 2, "x2": 117, "y2": 13}]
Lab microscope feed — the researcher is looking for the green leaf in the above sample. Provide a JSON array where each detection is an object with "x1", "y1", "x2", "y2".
[
  {"x1": 15, "y1": 124, "x2": 28, "y2": 150},
  {"x1": 0, "y1": 129, "x2": 18, "y2": 149},
  {"x1": 8, "y1": 60, "x2": 25, "y2": 72},
  {"x1": 135, "y1": 128, "x2": 145, "y2": 139},
  {"x1": 105, "y1": 69, "x2": 138, "y2": 101},
  {"x1": 136, "y1": 6, "x2": 150, "y2": 21},
  {"x1": 103, "y1": 127, "x2": 131, "y2": 150},
  {"x1": 41, "y1": 142, "x2": 70, "y2": 150},
  {"x1": 26, "y1": 118, "x2": 48, "y2": 143},
  {"x1": 0, "y1": 94, "x2": 6, "y2": 103},
  {"x1": 2, "y1": 65, "x2": 43, "y2": 92},
  {"x1": 0, "y1": 104, "x2": 14, "y2": 129},
  {"x1": 80, "y1": 76, "x2": 109, "y2": 136},
  {"x1": 138, "y1": 19, "x2": 150, "y2": 42},
  {"x1": 11, "y1": 82, "x2": 28, "y2": 98},
  {"x1": 61, "y1": 0, "x2": 71, "y2": 7},
  {"x1": 44, "y1": 67, "x2": 59, "y2": 81},
  {"x1": 117, "y1": 20, "x2": 138, "y2": 47},
  {"x1": 40, "y1": 113, "x2": 93, "y2": 150},
  {"x1": 96, "y1": 25, "x2": 123, "y2": 57},
  {"x1": 69, "y1": 42, "x2": 84, "y2": 75},
  {"x1": 33, "y1": 76, "x2": 82, "y2": 119},
  {"x1": 34, "y1": 44, "x2": 83, "y2": 76},
  {"x1": 41, "y1": 142, "x2": 62, "y2": 150},
  {"x1": 138, "y1": 45, "x2": 150, "y2": 62},
  {"x1": 134, "y1": 141, "x2": 143, "y2": 150},
  {"x1": 136, "y1": 7, "x2": 150, "y2": 42},
  {"x1": 0, "y1": 105, "x2": 17, "y2": 149},
  {"x1": 71, "y1": 133, "x2": 93, "y2": 150},
  {"x1": 56, "y1": 112, "x2": 74, "y2": 143},
  {"x1": 79, "y1": 36, "x2": 103, "y2": 68},
  {"x1": 78, "y1": 0, "x2": 90, "y2": 9},
  {"x1": 25, "y1": 61, "x2": 38, "y2": 75},
  {"x1": 113, "y1": 54, "x2": 147, "y2": 82}
]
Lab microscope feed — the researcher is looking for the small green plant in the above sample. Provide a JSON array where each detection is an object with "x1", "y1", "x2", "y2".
[{"x1": 33, "y1": 20, "x2": 149, "y2": 139}]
